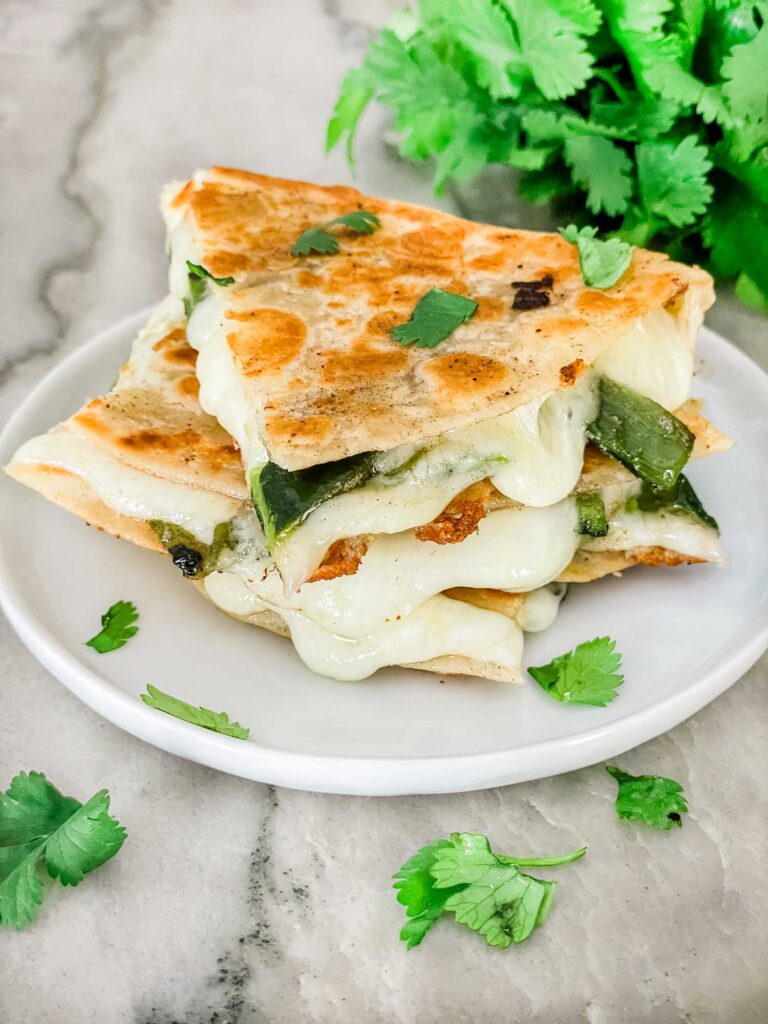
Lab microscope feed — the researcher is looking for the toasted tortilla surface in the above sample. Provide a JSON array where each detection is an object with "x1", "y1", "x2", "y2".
[{"x1": 164, "y1": 166, "x2": 715, "y2": 469}]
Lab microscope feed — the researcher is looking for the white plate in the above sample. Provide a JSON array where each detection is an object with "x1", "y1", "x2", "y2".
[{"x1": 1, "y1": 310, "x2": 767, "y2": 795}]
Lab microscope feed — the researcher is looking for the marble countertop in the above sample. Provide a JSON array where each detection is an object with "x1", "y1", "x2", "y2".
[{"x1": 1, "y1": 2, "x2": 767, "y2": 1022}]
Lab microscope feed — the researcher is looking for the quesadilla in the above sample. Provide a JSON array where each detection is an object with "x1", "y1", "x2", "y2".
[
  {"x1": 6, "y1": 296, "x2": 730, "y2": 682},
  {"x1": 160, "y1": 168, "x2": 727, "y2": 596}
]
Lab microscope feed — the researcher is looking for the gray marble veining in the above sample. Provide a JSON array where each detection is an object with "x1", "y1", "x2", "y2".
[{"x1": 1, "y1": 2, "x2": 767, "y2": 1022}]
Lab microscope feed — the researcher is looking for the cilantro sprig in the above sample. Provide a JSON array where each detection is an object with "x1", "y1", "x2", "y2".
[
  {"x1": 390, "y1": 288, "x2": 478, "y2": 348},
  {"x1": 291, "y1": 210, "x2": 381, "y2": 256},
  {"x1": 329, "y1": 3, "x2": 768, "y2": 312},
  {"x1": 0, "y1": 772, "x2": 126, "y2": 930},
  {"x1": 529, "y1": 636, "x2": 624, "y2": 707},
  {"x1": 606, "y1": 766, "x2": 689, "y2": 830},
  {"x1": 140, "y1": 684, "x2": 250, "y2": 740},
  {"x1": 394, "y1": 833, "x2": 586, "y2": 949},
  {"x1": 85, "y1": 600, "x2": 139, "y2": 654}
]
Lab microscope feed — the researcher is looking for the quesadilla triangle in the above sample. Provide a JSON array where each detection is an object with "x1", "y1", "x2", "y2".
[
  {"x1": 6, "y1": 299, "x2": 731, "y2": 683},
  {"x1": 160, "y1": 167, "x2": 728, "y2": 591}
]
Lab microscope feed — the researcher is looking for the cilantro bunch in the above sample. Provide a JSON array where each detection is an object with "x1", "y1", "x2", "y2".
[{"x1": 328, "y1": 1, "x2": 768, "y2": 311}]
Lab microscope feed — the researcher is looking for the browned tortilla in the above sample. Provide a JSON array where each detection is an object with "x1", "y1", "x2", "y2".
[{"x1": 163, "y1": 167, "x2": 714, "y2": 470}]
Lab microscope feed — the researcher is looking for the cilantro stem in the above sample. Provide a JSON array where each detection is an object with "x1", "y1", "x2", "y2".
[
  {"x1": 591, "y1": 68, "x2": 632, "y2": 105},
  {"x1": 494, "y1": 846, "x2": 587, "y2": 868}
]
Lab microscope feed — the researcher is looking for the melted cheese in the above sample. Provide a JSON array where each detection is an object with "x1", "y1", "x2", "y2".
[
  {"x1": 488, "y1": 379, "x2": 598, "y2": 504},
  {"x1": 226, "y1": 501, "x2": 580, "y2": 638},
  {"x1": 594, "y1": 307, "x2": 693, "y2": 411},
  {"x1": 186, "y1": 295, "x2": 695, "y2": 586},
  {"x1": 274, "y1": 470, "x2": 489, "y2": 591},
  {"x1": 519, "y1": 583, "x2": 567, "y2": 632},
  {"x1": 203, "y1": 572, "x2": 525, "y2": 682},
  {"x1": 165, "y1": 174, "x2": 206, "y2": 302},
  {"x1": 12, "y1": 432, "x2": 241, "y2": 545},
  {"x1": 187, "y1": 293, "x2": 268, "y2": 468},
  {"x1": 583, "y1": 505, "x2": 724, "y2": 563}
]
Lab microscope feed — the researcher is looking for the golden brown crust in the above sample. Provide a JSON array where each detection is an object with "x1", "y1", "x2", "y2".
[
  {"x1": 58, "y1": 303, "x2": 247, "y2": 500},
  {"x1": 559, "y1": 547, "x2": 705, "y2": 583},
  {"x1": 443, "y1": 587, "x2": 524, "y2": 620},
  {"x1": 163, "y1": 167, "x2": 715, "y2": 470},
  {"x1": 414, "y1": 495, "x2": 488, "y2": 544},
  {"x1": 305, "y1": 535, "x2": 371, "y2": 582}
]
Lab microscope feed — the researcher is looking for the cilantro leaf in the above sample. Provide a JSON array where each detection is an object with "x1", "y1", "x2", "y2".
[
  {"x1": 704, "y1": 185, "x2": 768, "y2": 307},
  {"x1": 559, "y1": 225, "x2": 634, "y2": 288},
  {"x1": 430, "y1": 0, "x2": 527, "y2": 100},
  {"x1": 390, "y1": 288, "x2": 478, "y2": 348},
  {"x1": 529, "y1": 636, "x2": 624, "y2": 707},
  {"x1": 636, "y1": 136, "x2": 713, "y2": 227},
  {"x1": 184, "y1": 261, "x2": 235, "y2": 317},
  {"x1": 735, "y1": 272, "x2": 768, "y2": 314},
  {"x1": 431, "y1": 833, "x2": 586, "y2": 948},
  {"x1": 393, "y1": 838, "x2": 460, "y2": 949},
  {"x1": 85, "y1": 600, "x2": 139, "y2": 654},
  {"x1": 140, "y1": 684, "x2": 250, "y2": 740},
  {"x1": 606, "y1": 765, "x2": 689, "y2": 829},
  {"x1": 563, "y1": 136, "x2": 633, "y2": 215},
  {"x1": 720, "y1": 24, "x2": 768, "y2": 160},
  {"x1": 291, "y1": 210, "x2": 381, "y2": 257},
  {"x1": 505, "y1": 0, "x2": 602, "y2": 101},
  {"x1": 185, "y1": 261, "x2": 235, "y2": 286},
  {"x1": 394, "y1": 833, "x2": 586, "y2": 949},
  {"x1": 364, "y1": 29, "x2": 479, "y2": 167},
  {"x1": 325, "y1": 68, "x2": 374, "y2": 165},
  {"x1": 0, "y1": 771, "x2": 125, "y2": 930}
]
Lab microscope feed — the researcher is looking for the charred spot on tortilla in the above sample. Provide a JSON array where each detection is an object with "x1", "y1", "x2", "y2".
[
  {"x1": 513, "y1": 289, "x2": 550, "y2": 310},
  {"x1": 511, "y1": 274, "x2": 554, "y2": 289},
  {"x1": 511, "y1": 274, "x2": 554, "y2": 311}
]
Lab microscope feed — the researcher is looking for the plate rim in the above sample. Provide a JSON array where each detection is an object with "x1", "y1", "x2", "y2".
[{"x1": 1, "y1": 307, "x2": 767, "y2": 795}]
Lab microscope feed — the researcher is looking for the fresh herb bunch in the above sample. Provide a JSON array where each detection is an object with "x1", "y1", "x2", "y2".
[{"x1": 327, "y1": 1, "x2": 768, "y2": 311}]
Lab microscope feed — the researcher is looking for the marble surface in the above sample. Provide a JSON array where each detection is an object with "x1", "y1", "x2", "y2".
[{"x1": 1, "y1": 2, "x2": 767, "y2": 1021}]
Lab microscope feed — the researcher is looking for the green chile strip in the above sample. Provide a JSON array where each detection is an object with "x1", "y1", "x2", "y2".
[
  {"x1": 576, "y1": 492, "x2": 609, "y2": 537},
  {"x1": 626, "y1": 474, "x2": 718, "y2": 530},
  {"x1": 587, "y1": 378, "x2": 694, "y2": 488},
  {"x1": 252, "y1": 452, "x2": 378, "y2": 549}
]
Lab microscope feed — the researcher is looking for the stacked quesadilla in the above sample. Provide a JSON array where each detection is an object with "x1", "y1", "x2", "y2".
[{"x1": 6, "y1": 168, "x2": 731, "y2": 682}]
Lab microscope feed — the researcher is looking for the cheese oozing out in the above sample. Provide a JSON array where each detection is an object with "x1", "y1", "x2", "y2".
[
  {"x1": 221, "y1": 501, "x2": 581, "y2": 639},
  {"x1": 185, "y1": 293, "x2": 695, "y2": 586},
  {"x1": 203, "y1": 572, "x2": 527, "y2": 682},
  {"x1": 10, "y1": 432, "x2": 241, "y2": 545}
]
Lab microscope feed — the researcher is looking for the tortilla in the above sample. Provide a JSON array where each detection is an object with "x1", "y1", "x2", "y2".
[{"x1": 162, "y1": 167, "x2": 714, "y2": 470}]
